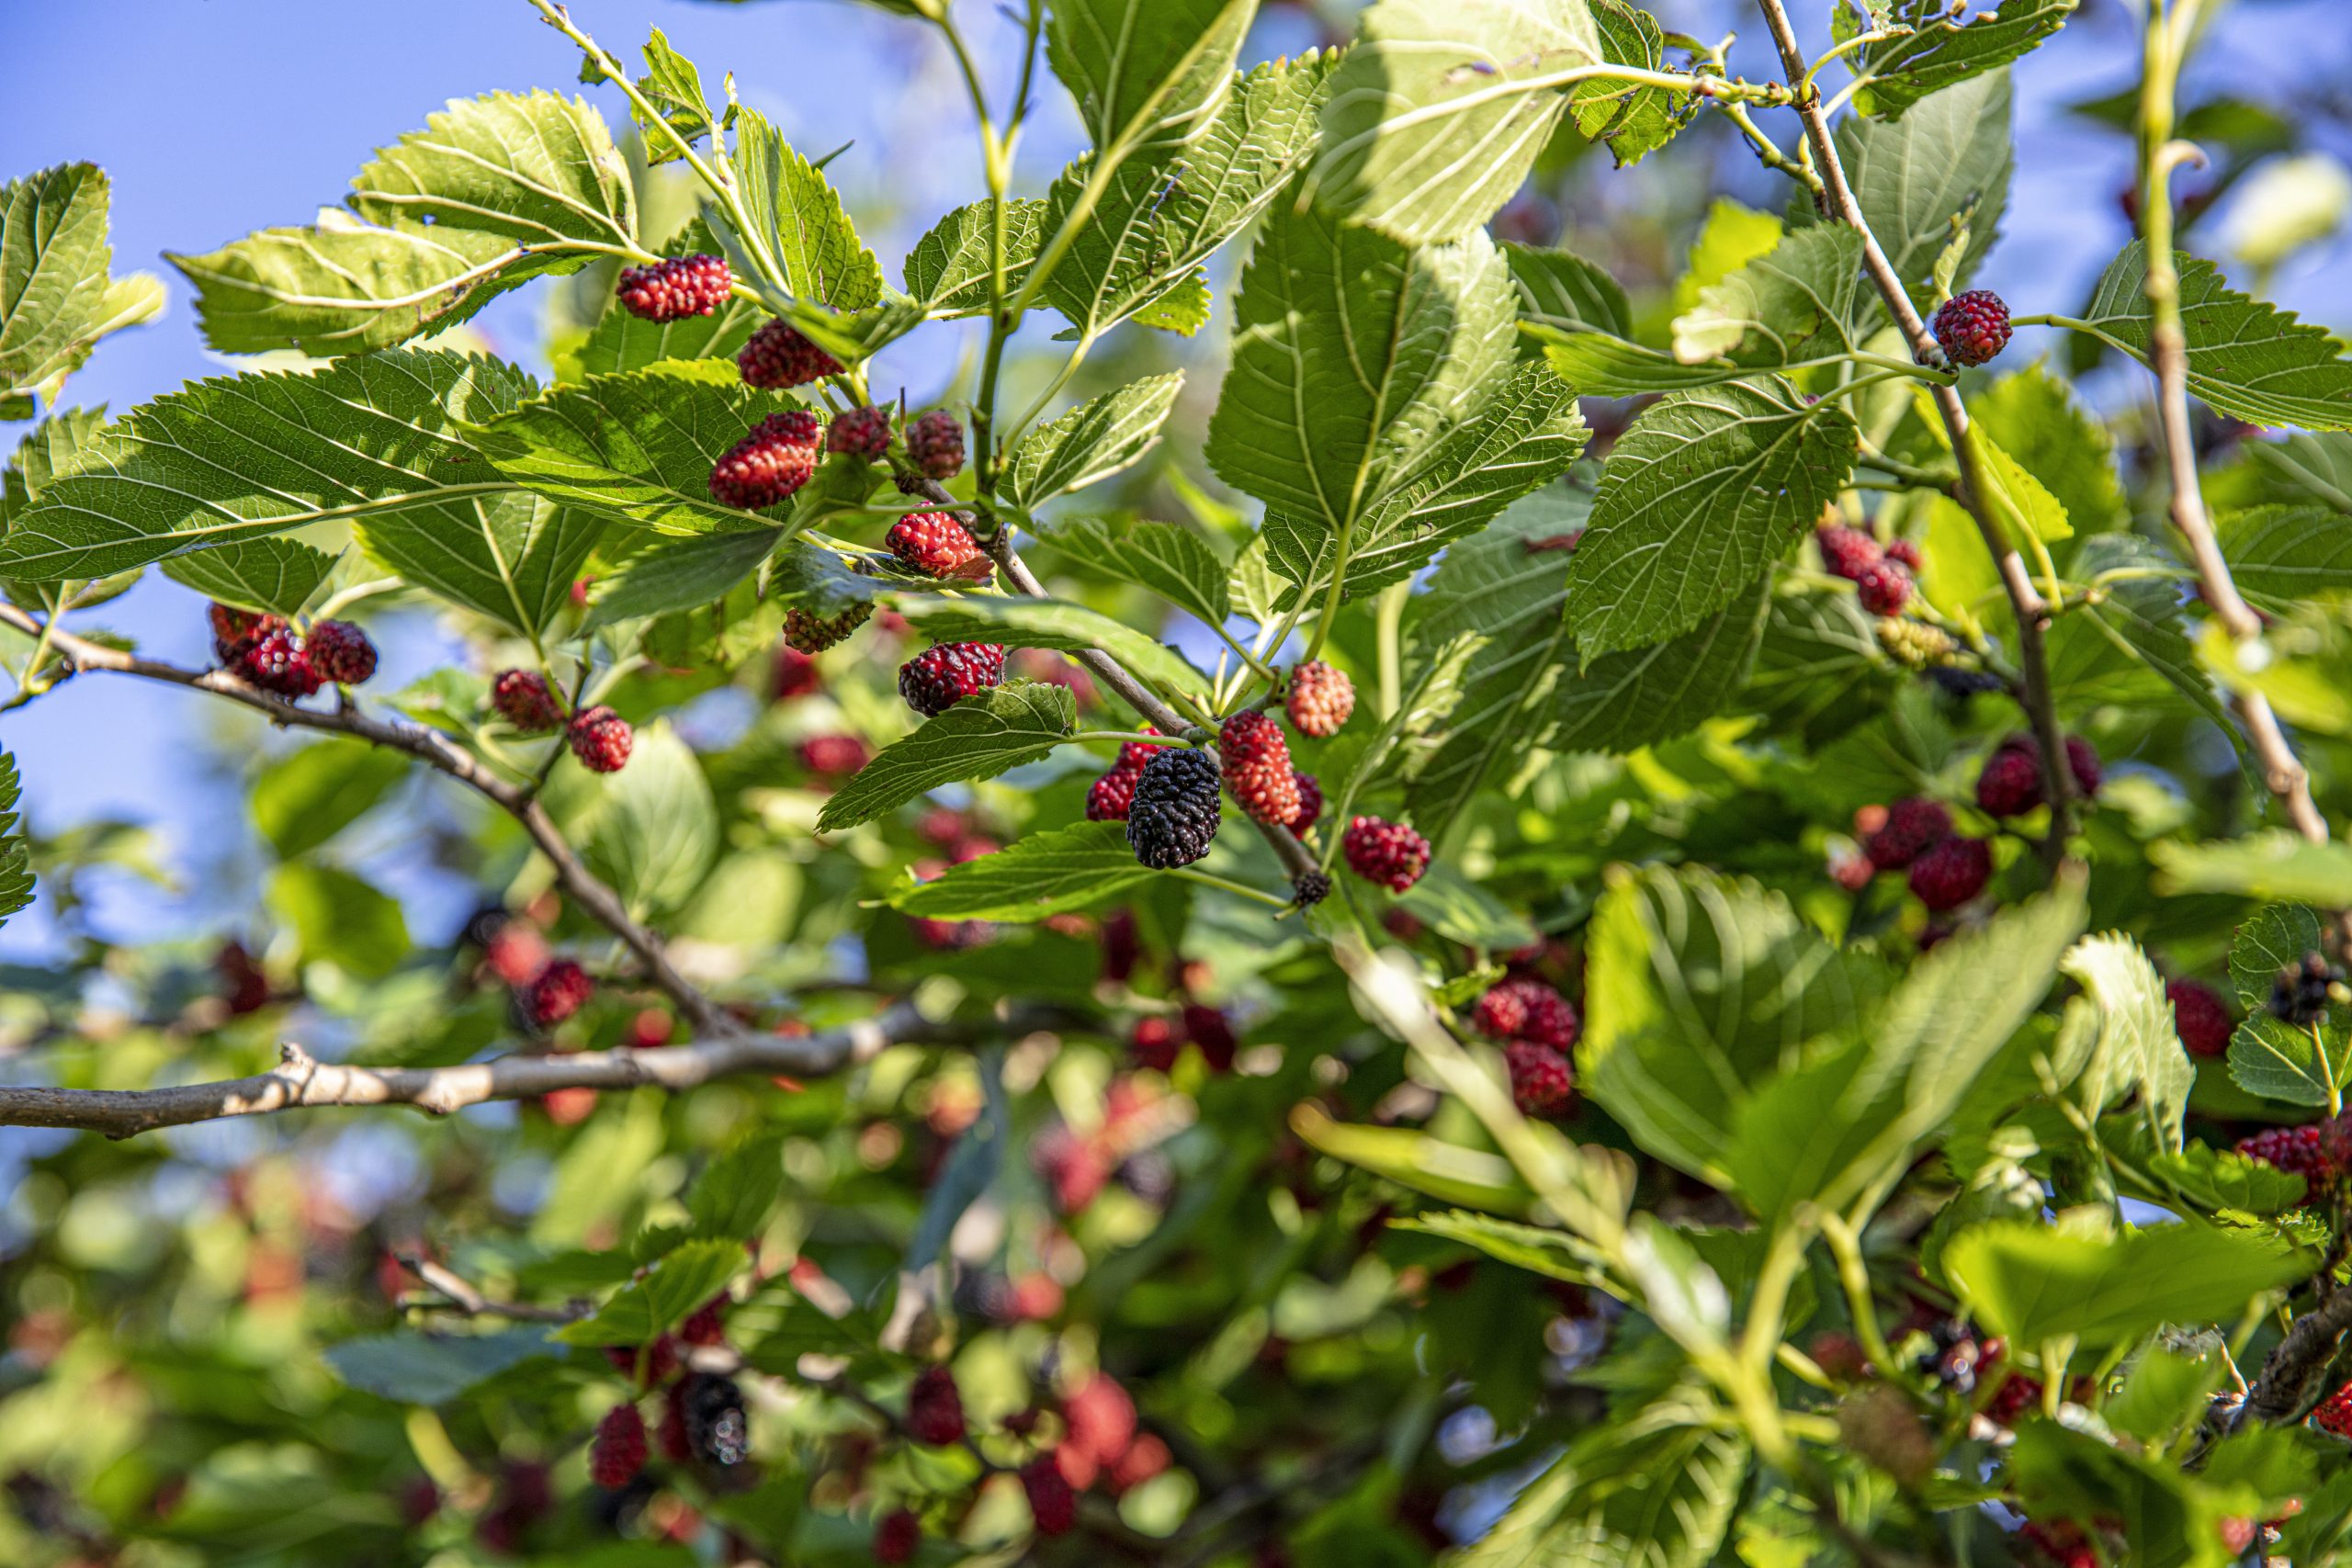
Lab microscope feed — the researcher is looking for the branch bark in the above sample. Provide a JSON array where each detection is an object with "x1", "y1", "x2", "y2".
[
  {"x1": 0, "y1": 602, "x2": 736, "y2": 1039},
  {"x1": 1754, "y1": 0, "x2": 2075, "y2": 866}
]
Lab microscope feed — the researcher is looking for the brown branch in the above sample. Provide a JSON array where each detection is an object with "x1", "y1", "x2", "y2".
[
  {"x1": 1754, "y1": 0, "x2": 2075, "y2": 867},
  {"x1": 397, "y1": 1254, "x2": 585, "y2": 1324},
  {"x1": 0, "y1": 1003, "x2": 944, "y2": 1138},
  {"x1": 0, "y1": 602, "x2": 735, "y2": 1039}
]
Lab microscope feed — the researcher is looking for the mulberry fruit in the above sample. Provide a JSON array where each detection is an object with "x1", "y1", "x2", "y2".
[
  {"x1": 615, "y1": 254, "x2": 732, "y2": 321},
  {"x1": 568, "y1": 705, "x2": 634, "y2": 773},
  {"x1": 905, "y1": 411, "x2": 966, "y2": 479},
  {"x1": 1504, "y1": 1041, "x2": 1575, "y2": 1118},
  {"x1": 209, "y1": 603, "x2": 276, "y2": 664},
  {"x1": 680, "y1": 1372, "x2": 751, "y2": 1467},
  {"x1": 709, "y1": 410, "x2": 820, "y2": 510},
  {"x1": 2318, "y1": 1381, "x2": 2352, "y2": 1438},
  {"x1": 1985, "y1": 1372, "x2": 2041, "y2": 1427},
  {"x1": 305, "y1": 619, "x2": 377, "y2": 685},
  {"x1": 898, "y1": 641, "x2": 1006, "y2": 716},
  {"x1": 1292, "y1": 868, "x2": 1331, "y2": 907},
  {"x1": 1125, "y1": 748, "x2": 1222, "y2": 869},
  {"x1": 2166, "y1": 979, "x2": 2233, "y2": 1058},
  {"x1": 2064, "y1": 734, "x2": 2102, "y2": 797},
  {"x1": 886, "y1": 511, "x2": 987, "y2": 579},
  {"x1": 240, "y1": 626, "x2": 323, "y2": 697},
  {"x1": 1219, "y1": 710, "x2": 1302, "y2": 826},
  {"x1": 1342, "y1": 816, "x2": 1430, "y2": 893},
  {"x1": 873, "y1": 1509, "x2": 921, "y2": 1564},
  {"x1": 906, "y1": 1365, "x2": 967, "y2": 1447},
  {"x1": 797, "y1": 734, "x2": 869, "y2": 776},
  {"x1": 1930, "y1": 289, "x2": 2011, "y2": 368},
  {"x1": 2238, "y1": 1122, "x2": 2343, "y2": 1189},
  {"x1": 1885, "y1": 536, "x2": 1923, "y2": 571},
  {"x1": 737, "y1": 319, "x2": 842, "y2": 389},
  {"x1": 590, "y1": 1404, "x2": 647, "y2": 1488},
  {"x1": 783, "y1": 602, "x2": 871, "y2": 654},
  {"x1": 2271, "y1": 953, "x2": 2339, "y2": 1026},
  {"x1": 492, "y1": 669, "x2": 565, "y2": 733},
  {"x1": 1863, "y1": 797, "x2": 1952, "y2": 872},
  {"x1": 1118, "y1": 729, "x2": 1172, "y2": 772},
  {"x1": 1908, "y1": 835, "x2": 1992, "y2": 911},
  {"x1": 523, "y1": 958, "x2": 593, "y2": 1028},
  {"x1": 1181, "y1": 1002, "x2": 1238, "y2": 1073},
  {"x1": 773, "y1": 645, "x2": 822, "y2": 700},
  {"x1": 1815, "y1": 523, "x2": 1883, "y2": 581},
  {"x1": 1876, "y1": 616, "x2": 1957, "y2": 670},
  {"x1": 1129, "y1": 1014, "x2": 1180, "y2": 1071},
  {"x1": 1974, "y1": 739, "x2": 2045, "y2": 818},
  {"x1": 1474, "y1": 977, "x2": 1580, "y2": 1050},
  {"x1": 1286, "y1": 660, "x2": 1355, "y2": 738},
  {"x1": 1856, "y1": 560, "x2": 1913, "y2": 616},
  {"x1": 1288, "y1": 770, "x2": 1323, "y2": 833},
  {"x1": 1021, "y1": 1457, "x2": 1077, "y2": 1536},
  {"x1": 1087, "y1": 767, "x2": 1140, "y2": 822},
  {"x1": 826, "y1": 403, "x2": 891, "y2": 459}
]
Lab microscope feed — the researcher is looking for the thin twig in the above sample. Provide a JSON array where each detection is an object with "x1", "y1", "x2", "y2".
[{"x1": 398, "y1": 1255, "x2": 585, "y2": 1324}]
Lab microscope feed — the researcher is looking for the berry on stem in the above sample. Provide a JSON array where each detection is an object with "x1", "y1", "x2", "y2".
[
  {"x1": 873, "y1": 1509, "x2": 921, "y2": 1564},
  {"x1": 616, "y1": 254, "x2": 732, "y2": 321},
  {"x1": 241, "y1": 627, "x2": 322, "y2": 697},
  {"x1": 1815, "y1": 523, "x2": 1882, "y2": 582},
  {"x1": 886, "y1": 511, "x2": 987, "y2": 579},
  {"x1": 1855, "y1": 559, "x2": 1913, "y2": 616},
  {"x1": 569, "y1": 705, "x2": 634, "y2": 773},
  {"x1": 905, "y1": 411, "x2": 965, "y2": 479},
  {"x1": 2166, "y1": 979, "x2": 2233, "y2": 1058},
  {"x1": 1288, "y1": 770, "x2": 1323, "y2": 833},
  {"x1": 709, "y1": 410, "x2": 820, "y2": 510},
  {"x1": 492, "y1": 669, "x2": 566, "y2": 733},
  {"x1": 1907, "y1": 835, "x2": 1992, "y2": 911},
  {"x1": 1930, "y1": 290, "x2": 2012, "y2": 368},
  {"x1": 906, "y1": 1365, "x2": 967, "y2": 1447},
  {"x1": 898, "y1": 642, "x2": 1006, "y2": 716},
  {"x1": 305, "y1": 620, "x2": 377, "y2": 685},
  {"x1": 826, "y1": 404, "x2": 891, "y2": 459},
  {"x1": 1087, "y1": 767, "x2": 1140, "y2": 822},
  {"x1": 1504, "y1": 1041, "x2": 1575, "y2": 1118},
  {"x1": 2271, "y1": 953, "x2": 2338, "y2": 1025},
  {"x1": 1286, "y1": 660, "x2": 1355, "y2": 738},
  {"x1": 1021, "y1": 1457, "x2": 1077, "y2": 1536},
  {"x1": 209, "y1": 603, "x2": 276, "y2": 664},
  {"x1": 783, "y1": 603, "x2": 872, "y2": 654},
  {"x1": 1342, "y1": 816, "x2": 1430, "y2": 893},
  {"x1": 1863, "y1": 797, "x2": 1952, "y2": 872},
  {"x1": 590, "y1": 1404, "x2": 648, "y2": 1488},
  {"x1": 1125, "y1": 749, "x2": 1222, "y2": 869},
  {"x1": 524, "y1": 958, "x2": 592, "y2": 1029},
  {"x1": 1219, "y1": 710, "x2": 1302, "y2": 826},
  {"x1": 737, "y1": 319, "x2": 842, "y2": 389}
]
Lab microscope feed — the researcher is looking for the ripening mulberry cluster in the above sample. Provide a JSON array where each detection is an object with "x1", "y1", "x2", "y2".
[
  {"x1": 1975, "y1": 732, "x2": 2101, "y2": 817},
  {"x1": 826, "y1": 403, "x2": 890, "y2": 459},
  {"x1": 615, "y1": 254, "x2": 732, "y2": 321},
  {"x1": 1815, "y1": 522, "x2": 1917, "y2": 616},
  {"x1": 1341, "y1": 816, "x2": 1430, "y2": 893},
  {"x1": 1840, "y1": 796, "x2": 1996, "y2": 912},
  {"x1": 1219, "y1": 710, "x2": 1302, "y2": 827},
  {"x1": 1086, "y1": 730, "x2": 1172, "y2": 822},
  {"x1": 1471, "y1": 977, "x2": 1579, "y2": 1117},
  {"x1": 899, "y1": 641, "x2": 1006, "y2": 716},
  {"x1": 887, "y1": 511, "x2": 989, "y2": 580},
  {"x1": 1285, "y1": 660, "x2": 1355, "y2": 738},
  {"x1": 2166, "y1": 978, "x2": 2234, "y2": 1058},
  {"x1": 783, "y1": 601, "x2": 872, "y2": 654},
  {"x1": 905, "y1": 410, "x2": 966, "y2": 480},
  {"x1": 709, "y1": 410, "x2": 821, "y2": 511},
  {"x1": 589, "y1": 1404, "x2": 648, "y2": 1488},
  {"x1": 2235, "y1": 1117, "x2": 2351, "y2": 1192},
  {"x1": 492, "y1": 669, "x2": 566, "y2": 732},
  {"x1": 1126, "y1": 748, "x2": 1222, "y2": 869},
  {"x1": 208, "y1": 604, "x2": 377, "y2": 698},
  {"x1": 581, "y1": 1293, "x2": 750, "y2": 1486},
  {"x1": 737, "y1": 318, "x2": 842, "y2": 389},
  {"x1": 568, "y1": 705, "x2": 634, "y2": 773},
  {"x1": 1929, "y1": 289, "x2": 2012, "y2": 368}
]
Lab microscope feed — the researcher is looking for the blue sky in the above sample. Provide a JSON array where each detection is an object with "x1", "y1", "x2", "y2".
[{"x1": 0, "y1": 0, "x2": 2346, "y2": 962}]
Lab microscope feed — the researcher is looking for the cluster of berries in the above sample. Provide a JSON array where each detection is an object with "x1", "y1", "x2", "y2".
[
  {"x1": 2235, "y1": 1118, "x2": 2352, "y2": 1192},
  {"x1": 1815, "y1": 522, "x2": 1918, "y2": 616},
  {"x1": 876, "y1": 509, "x2": 1012, "y2": 719},
  {"x1": 1844, "y1": 796, "x2": 1992, "y2": 911},
  {"x1": 489, "y1": 668, "x2": 635, "y2": 774},
  {"x1": 476, "y1": 911, "x2": 596, "y2": 1036},
  {"x1": 1470, "y1": 977, "x2": 1580, "y2": 1117},
  {"x1": 1129, "y1": 1000, "x2": 1238, "y2": 1075},
  {"x1": 589, "y1": 1295, "x2": 749, "y2": 1498},
  {"x1": 2270, "y1": 951, "x2": 2342, "y2": 1025},
  {"x1": 209, "y1": 604, "x2": 377, "y2": 697},
  {"x1": 1976, "y1": 731, "x2": 2101, "y2": 818}
]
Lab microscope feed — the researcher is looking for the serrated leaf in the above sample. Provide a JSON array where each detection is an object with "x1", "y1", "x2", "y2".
[
  {"x1": 551, "y1": 1238, "x2": 747, "y2": 1348},
  {"x1": 1944, "y1": 1209, "x2": 2310, "y2": 1351},
  {"x1": 0, "y1": 752, "x2": 34, "y2": 931},
  {"x1": 576, "y1": 526, "x2": 782, "y2": 632},
  {"x1": 1464, "y1": 1416, "x2": 1747, "y2": 1568},
  {"x1": 1545, "y1": 575, "x2": 1770, "y2": 752},
  {"x1": 1, "y1": 164, "x2": 158, "y2": 409},
  {"x1": 356, "y1": 491, "x2": 606, "y2": 637},
  {"x1": 631, "y1": 28, "x2": 726, "y2": 163},
  {"x1": 2044, "y1": 534, "x2": 2227, "y2": 729},
  {"x1": 1034, "y1": 515, "x2": 1230, "y2": 626},
  {"x1": 159, "y1": 536, "x2": 338, "y2": 617},
  {"x1": 2060, "y1": 931, "x2": 2191, "y2": 1152},
  {"x1": 2223, "y1": 902, "x2": 2352, "y2": 1107},
  {"x1": 686, "y1": 1133, "x2": 786, "y2": 1241},
  {"x1": 904, "y1": 197, "x2": 1046, "y2": 317},
  {"x1": 1843, "y1": 0, "x2": 2076, "y2": 120},
  {"x1": 1504, "y1": 241, "x2": 1632, "y2": 341},
  {"x1": 251, "y1": 741, "x2": 410, "y2": 861},
  {"x1": 348, "y1": 89, "x2": 636, "y2": 251},
  {"x1": 466, "y1": 359, "x2": 811, "y2": 536},
  {"x1": 1670, "y1": 226, "x2": 1872, "y2": 367},
  {"x1": 1566, "y1": 379, "x2": 1858, "y2": 658},
  {"x1": 2218, "y1": 504, "x2": 2352, "y2": 613},
  {"x1": 891, "y1": 592, "x2": 1205, "y2": 705},
  {"x1": 0, "y1": 350, "x2": 532, "y2": 581},
  {"x1": 323, "y1": 1327, "x2": 557, "y2": 1405},
  {"x1": 1045, "y1": 0, "x2": 1257, "y2": 158},
  {"x1": 1227, "y1": 533, "x2": 1283, "y2": 626},
  {"x1": 2245, "y1": 431, "x2": 2352, "y2": 512},
  {"x1": 572, "y1": 219, "x2": 762, "y2": 378},
  {"x1": 894, "y1": 821, "x2": 1157, "y2": 920},
  {"x1": 1316, "y1": 0, "x2": 1602, "y2": 245},
  {"x1": 1533, "y1": 325, "x2": 1754, "y2": 395},
  {"x1": 1043, "y1": 51, "x2": 1335, "y2": 342},
  {"x1": 722, "y1": 109, "x2": 882, "y2": 311},
  {"x1": 1001, "y1": 371, "x2": 1182, "y2": 508},
  {"x1": 1971, "y1": 362, "x2": 2129, "y2": 535},
  {"x1": 1396, "y1": 864, "x2": 1537, "y2": 950},
  {"x1": 1572, "y1": 1, "x2": 1693, "y2": 166},
  {"x1": 1835, "y1": 69, "x2": 2013, "y2": 296},
  {"x1": 815, "y1": 682, "x2": 1077, "y2": 832},
  {"x1": 2144, "y1": 1144, "x2": 2308, "y2": 1217},
  {"x1": 545, "y1": 720, "x2": 718, "y2": 917}
]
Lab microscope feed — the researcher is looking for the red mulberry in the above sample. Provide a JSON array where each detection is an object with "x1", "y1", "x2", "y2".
[
  {"x1": 1816, "y1": 524, "x2": 1883, "y2": 582},
  {"x1": 906, "y1": 1365, "x2": 967, "y2": 1447},
  {"x1": 1856, "y1": 560, "x2": 1913, "y2": 615},
  {"x1": 1930, "y1": 290, "x2": 2011, "y2": 368},
  {"x1": 589, "y1": 1404, "x2": 647, "y2": 1488},
  {"x1": 492, "y1": 669, "x2": 565, "y2": 733},
  {"x1": 305, "y1": 619, "x2": 377, "y2": 685},
  {"x1": 2166, "y1": 979, "x2": 2233, "y2": 1058},
  {"x1": 240, "y1": 626, "x2": 323, "y2": 697},
  {"x1": 1907, "y1": 835, "x2": 1992, "y2": 911},
  {"x1": 898, "y1": 642, "x2": 1006, "y2": 716},
  {"x1": 1087, "y1": 767, "x2": 1140, "y2": 821},
  {"x1": 524, "y1": 958, "x2": 593, "y2": 1028},
  {"x1": 2317, "y1": 1380, "x2": 2352, "y2": 1438},
  {"x1": 1286, "y1": 660, "x2": 1355, "y2": 738},
  {"x1": 1342, "y1": 816, "x2": 1430, "y2": 893},
  {"x1": 873, "y1": 1509, "x2": 921, "y2": 1563},
  {"x1": 2236, "y1": 1122, "x2": 2342, "y2": 1190},
  {"x1": 1974, "y1": 740, "x2": 2045, "y2": 818},
  {"x1": 737, "y1": 319, "x2": 842, "y2": 388},
  {"x1": 886, "y1": 511, "x2": 987, "y2": 579},
  {"x1": 209, "y1": 603, "x2": 277, "y2": 664},
  {"x1": 797, "y1": 734, "x2": 869, "y2": 776},
  {"x1": 905, "y1": 411, "x2": 965, "y2": 479},
  {"x1": 826, "y1": 404, "x2": 891, "y2": 459},
  {"x1": 1219, "y1": 710, "x2": 1302, "y2": 826},
  {"x1": 1288, "y1": 770, "x2": 1323, "y2": 833},
  {"x1": 710, "y1": 410, "x2": 820, "y2": 511},
  {"x1": 1505, "y1": 1042, "x2": 1575, "y2": 1117},
  {"x1": 1863, "y1": 797, "x2": 1952, "y2": 872},
  {"x1": 568, "y1": 705, "x2": 634, "y2": 773},
  {"x1": 1021, "y1": 1457, "x2": 1077, "y2": 1536},
  {"x1": 616, "y1": 254, "x2": 732, "y2": 321}
]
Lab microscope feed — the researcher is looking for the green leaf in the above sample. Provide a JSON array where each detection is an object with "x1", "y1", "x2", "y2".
[
  {"x1": 1970, "y1": 361, "x2": 2129, "y2": 536},
  {"x1": 466, "y1": 359, "x2": 812, "y2": 536},
  {"x1": 1943, "y1": 1208, "x2": 2311, "y2": 1350},
  {"x1": 1841, "y1": 0, "x2": 2077, "y2": 120},
  {"x1": 1533, "y1": 326, "x2": 1753, "y2": 395},
  {"x1": 2218, "y1": 504, "x2": 2352, "y2": 613},
  {"x1": 174, "y1": 91, "x2": 635, "y2": 355},
  {"x1": 2152, "y1": 830, "x2": 2352, "y2": 906},
  {"x1": 159, "y1": 537, "x2": 338, "y2": 618},
  {"x1": 1566, "y1": 379, "x2": 1858, "y2": 658},
  {"x1": 1545, "y1": 576, "x2": 1770, "y2": 752},
  {"x1": 1504, "y1": 241, "x2": 1633, "y2": 341},
  {"x1": 571, "y1": 219, "x2": 762, "y2": 378},
  {"x1": 2105, "y1": 1348, "x2": 2226, "y2": 1446},
  {"x1": 551, "y1": 1238, "x2": 747, "y2": 1348},
  {"x1": 0, "y1": 350, "x2": 533, "y2": 581},
  {"x1": 1571, "y1": 1, "x2": 1692, "y2": 167},
  {"x1": 893, "y1": 592, "x2": 1205, "y2": 705},
  {"x1": 1045, "y1": 0, "x2": 1257, "y2": 158},
  {"x1": 1463, "y1": 1416, "x2": 1747, "y2": 1568},
  {"x1": 266, "y1": 863, "x2": 410, "y2": 979},
  {"x1": 323, "y1": 1327, "x2": 557, "y2": 1405},
  {"x1": 1289, "y1": 1103, "x2": 1532, "y2": 1214},
  {"x1": 630, "y1": 28, "x2": 727, "y2": 163},
  {"x1": 2077, "y1": 242, "x2": 2352, "y2": 431},
  {"x1": 1042, "y1": 52, "x2": 1337, "y2": 342},
  {"x1": 0, "y1": 164, "x2": 161, "y2": 411},
  {"x1": 2043, "y1": 534, "x2": 2227, "y2": 728},
  {"x1": 814, "y1": 682, "x2": 1077, "y2": 832},
  {"x1": 2143, "y1": 1144, "x2": 2308, "y2": 1217},
  {"x1": 893, "y1": 821, "x2": 1158, "y2": 920},
  {"x1": 2059, "y1": 931, "x2": 2191, "y2": 1152},
  {"x1": 1389, "y1": 1210, "x2": 1612, "y2": 1285},
  {"x1": 686, "y1": 1133, "x2": 786, "y2": 1241},
  {"x1": 2223, "y1": 901, "x2": 2352, "y2": 1107},
  {"x1": 1907, "y1": 387, "x2": 2072, "y2": 546},
  {"x1": 720, "y1": 109, "x2": 882, "y2": 310},
  {"x1": 1396, "y1": 863, "x2": 1538, "y2": 951},
  {"x1": 356, "y1": 491, "x2": 606, "y2": 637},
  {"x1": 547, "y1": 720, "x2": 718, "y2": 916},
  {"x1": 1001, "y1": 371, "x2": 1182, "y2": 509},
  {"x1": 250, "y1": 742, "x2": 410, "y2": 861},
  {"x1": 1834, "y1": 69, "x2": 2013, "y2": 295},
  {"x1": 904, "y1": 198, "x2": 1046, "y2": 317},
  {"x1": 1032, "y1": 515, "x2": 1230, "y2": 627},
  {"x1": 1670, "y1": 226, "x2": 1872, "y2": 368},
  {"x1": 1316, "y1": 0, "x2": 1603, "y2": 245},
  {"x1": 2245, "y1": 431, "x2": 2352, "y2": 512},
  {"x1": 576, "y1": 527, "x2": 782, "y2": 632},
  {"x1": 0, "y1": 753, "x2": 33, "y2": 931}
]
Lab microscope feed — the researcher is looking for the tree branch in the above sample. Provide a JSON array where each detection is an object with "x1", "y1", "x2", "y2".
[
  {"x1": 1753, "y1": 0, "x2": 2075, "y2": 867},
  {"x1": 0, "y1": 602, "x2": 736, "y2": 1039},
  {"x1": 0, "y1": 1003, "x2": 947, "y2": 1138}
]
